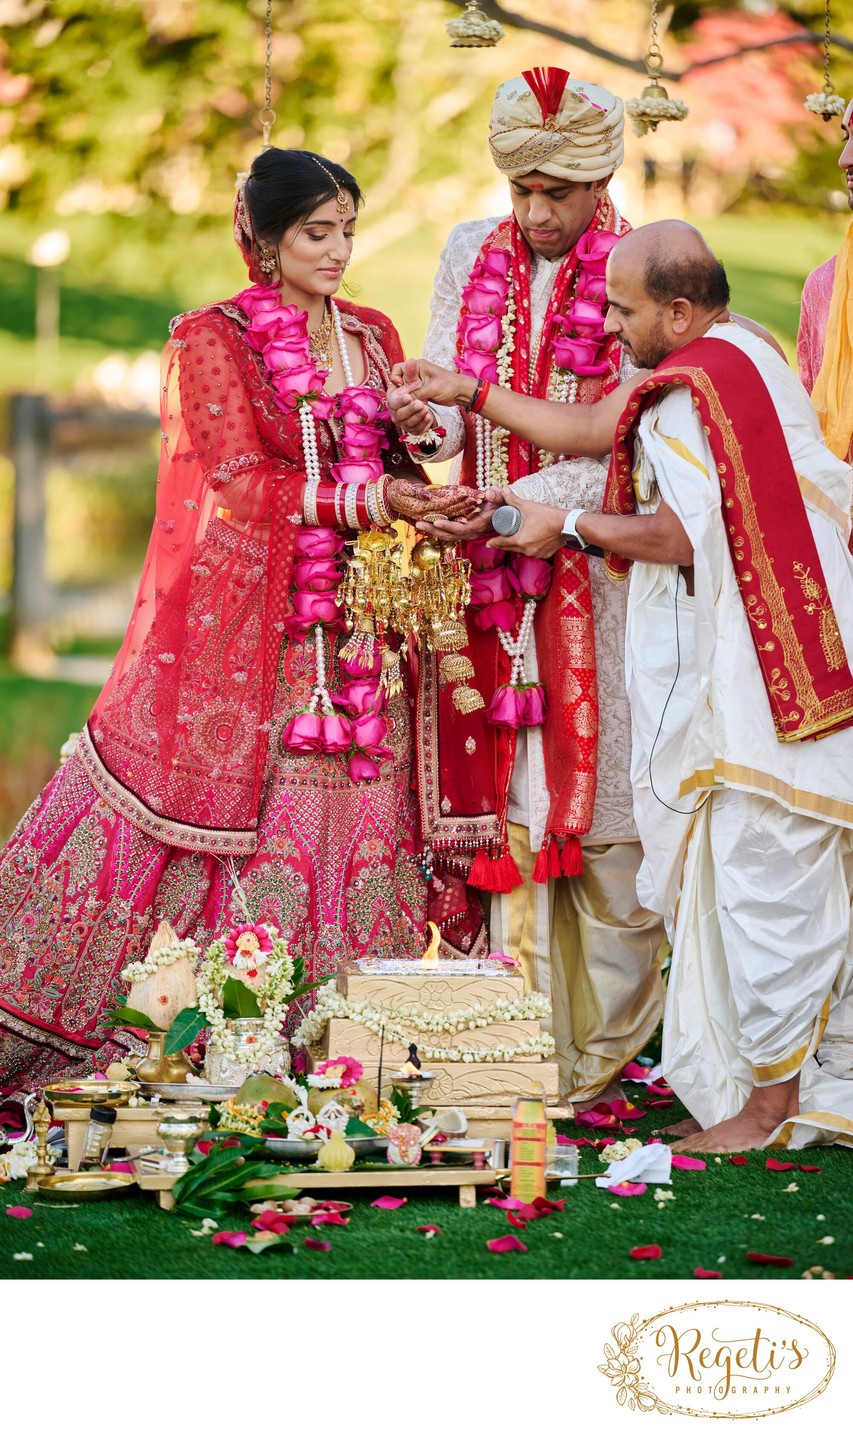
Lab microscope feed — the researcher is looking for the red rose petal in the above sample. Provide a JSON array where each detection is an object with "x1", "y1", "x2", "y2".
[
  {"x1": 371, "y1": 1195, "x2": 407, "y2": 1210},
  {"x1": 609, "y1": 1181, "x2": 647, "y2": 1197},
  {"x1": 649, "y1": 1099, "x2": 674, "y2": 1109},
  {"x1": 622, "y1": 1061, "x2": 653, "y2": 1081},
  {"x1": 797, "y1": 1164, "x2": 822, "y2": 1173},
  {"x1": 304, "y1": 1237, "x2": 332, "y2": 1251},
  {"x1": 671, "y1": 1155, "x2": 706, "y2": 1170},
  {"x1": 310, "y1": 1210, "x2": 350, "y2": 1225},
  {"x1": 5, "y1": 1206, "x2": 33, "y2": 1219},
  {"x1": 765, "y1": 1158, "x2": 795, "y2": 1172},
  {"x1": 630, "y1": 1244, "x2": 662, "y2": 1260},
  {"x1": 416, "y1": 1225, "x2": 443, "y2": 1235},
  {"x1": 610, "y1": 1099, "x2": 647, "y2": 1120},
  {"x1": 694, "y1": 1267, "x2": 722, "y2": 1279},
  {"x1": 211, "y1": 1231, "x2": 248, "y2": 1248},
  {"x1": 728, "y1": 1155, "x2": 748, "y2": 1165},
  {"x1": 646, "y1": 1083, "x2": 674, "y2": 1097},
  {"x1": 486, "y1": 1233, "x2": 528, "y2": 1254},
  {"x1": 576, "y1": 1108, "x2": 622, "y2": 1129},
  {"x1": 746, "y1": 1251, "x2": 794, "y2": 1267},
  {"x1": 506, "y1": 1211, "x2": 528, "y2": 1229},
  {"x1": 530, "y1": 1195, "x2": 566, "y2": 1214}
]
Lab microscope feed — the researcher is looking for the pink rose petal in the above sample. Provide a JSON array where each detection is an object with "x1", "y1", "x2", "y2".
[
  {"x1": 310, "y1": 1210, "x2": 350, "y2": 1226},
  {"x1": 694, "y1": 1267, "x2": 722, "y2": 1279},
  {"x1": 747, "y1": 1251, "x2": 793, "y2": 1267},
  {"x1": 303, "y1": 1237, "x2": 332, "y2": 1251},
  {"x1": 576, "y1": 1106, "x2": 622, "y2": 1129},
  {"x1": 622, "y1": 1061, "x2": 653, "y2": 1081},
  {"x1": 211, "y1": 1231, "x2": 248, "y2": 1248},
  {"x1": 610, "y1": 1099, "x2": 647, "y2": 1119},
  {"x1": 766, "y1": 1158, "x2": 795, "y2": 1172},
  {"x1": 630, "y1": 1244, "x2": 662, "y2": 1260},
  {"x1": 671, "y1": 1155, "x2": 706, "y2": 1170},
  {"x1": 5, "y1": 1206, "x2": 32, "y2": 1219},
  {"x1": 371, "y1": 1195, "x2": 407, "y2": 1210},
  {"x1": 416, "y1": 1225, "x2": 443, "y2": 1236},
  {"x1": 486, "y1": 1233, "x2": 528, "y2": 1254},
  {"x1": 486, "y1": 1195, "x2": 527, "y2": 1210},
  {"x1": 646, "y1": 1082, "x2": 674, "y2": 1097},
  {"x1": 609, "y1": 1181, "x2": 647, "y2": 1197}
]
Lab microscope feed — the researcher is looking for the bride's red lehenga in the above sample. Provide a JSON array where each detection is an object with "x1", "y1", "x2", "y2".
[{"x1": 0, "y1": 295, "x2": 427, "y2": 1097}]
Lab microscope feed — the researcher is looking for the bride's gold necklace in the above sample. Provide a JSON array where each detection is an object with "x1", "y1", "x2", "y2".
[{"x1": 308, "y1": 303, "x2": 334, "y2": 369}]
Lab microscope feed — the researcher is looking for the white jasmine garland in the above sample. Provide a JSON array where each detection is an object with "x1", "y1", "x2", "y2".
[
  {"x1": 197, "y1": 926, "x2": 295, "y2": 1066},
  {"x1": 121, "y1": 937, "x2": 200, "y2": 984},
  {"x1": 804, "y1": 92, "x2": 846, "y2": 118},
  {"x1": 294, "y1": 990, "x2": 555, "y2": 1062}
]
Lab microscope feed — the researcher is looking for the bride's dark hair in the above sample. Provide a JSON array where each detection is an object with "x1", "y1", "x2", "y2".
[{"x1": 245, "y1": 148, "x2": 362, "y2": 243}]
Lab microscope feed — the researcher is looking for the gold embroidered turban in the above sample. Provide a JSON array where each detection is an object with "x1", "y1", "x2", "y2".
[{"x1": 488, "y1": 68, "x2": 624, "y2": 183}]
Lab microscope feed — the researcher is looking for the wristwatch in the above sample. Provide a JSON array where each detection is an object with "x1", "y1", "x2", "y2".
[{"x1": 561, "y1": 508, "x2": 591, "y2": 551}]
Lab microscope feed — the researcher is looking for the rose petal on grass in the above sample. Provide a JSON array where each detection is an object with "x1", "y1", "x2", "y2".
[
  {"x1": 5, "y1": 1206, "x2": 32, "y2": 1219},
  {"x1": 630, "y1": 1244, "x2": 662, "y2": 1260},
  {"x1": 622, "y1": 1061, "x2": 653, "y2": 1081},
  {"x1": 728, "y1": 1155, "x2": 748, "y2": 1166},
  {"x1": 671, "y1": 1155, "x2": 706, "y2": 1171},
  {"x1": 416, "y1": 1225, "x2": 442, "y2": 1236},
  {"x1": 694, "y1": 1267, "x2": 722, "y2": 1279},
  {"x1": 645, "y1": 1082, "x2": 674, "y2": 1097},
  {"x1": 746, "y1": 1251, "x2": 793, "y2": 1267},
  {"x1": 486, "y1": 1233, "x2": 527, "y2": 1254},
  {"x1": 798, "y1": 1164, "x2": 822, "y2": 1173},
  {"x1": 251, "y1": 1211, "x2": 294, "y2": 1235},
  {"x1": 649, "y1": 1099, "x2": 674, "y2": 1109},
  {"x1": 310, "y1": 1210, "x2": 350, "y2": 1226},
  {"x1": 211, "y1": 1230, "x2": 248, "y2": 1248},
  {"x1": 576, "y1": 1107, "x2": 622, "y2": 1129},
  {"x1": 766, "y1": 1158, "x2": 795, "y2": 1172},
  {"x1": 486, "y1": 1195, "x2": 527, "y2": 1210},
  {"x1": 371, "y1": 1195, "x2": 407, "y2": 1210},
  {"x1": 303, "y1": 1237, "x2": 332, "y2": 1251},
  {"x1": 530, "y1": 1195, "x2": 565, "y2": 1214},
  {"x1": 506, "y1": 1211, "x2": 528, "y2": 1229},
  {"x1": 609, "y1": 1181, "x2": 647, "y2": 1197},
  {"x1": 610, "y1": 1099, "x2": 647, "y2": 1120}
]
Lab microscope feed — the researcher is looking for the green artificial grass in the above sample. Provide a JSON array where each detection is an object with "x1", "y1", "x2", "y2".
[{"x1": 2, "y1": 1097, "x2": 850, "y2": 1281}]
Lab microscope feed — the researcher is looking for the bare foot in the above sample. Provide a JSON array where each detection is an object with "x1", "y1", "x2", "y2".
[
  {"x1": 572, "y1": 1079, "x2": 625, "y2": 1113},
  {"x1": 653, "y1": 1118, "x2": 701, "y2": 1139},
  {"x1": 670, "y1": 1074, "x2": 800, "y2": 1154}
]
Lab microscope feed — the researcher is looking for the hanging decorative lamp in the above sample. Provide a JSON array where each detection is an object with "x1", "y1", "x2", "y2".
[
  {"x1": 626, "y1": 0, "x2": 689, "y2": 137},
  {"x1": 446, "y1": 1, "x2": 504, "y2": 48},
  {"x1": 804, "y1": 0, "x2": 846, "y2": 121}
]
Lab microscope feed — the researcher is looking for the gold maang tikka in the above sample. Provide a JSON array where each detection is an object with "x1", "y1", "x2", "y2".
[{"x1": 311, "y1": 157, "x2": 350, "y2": 214}]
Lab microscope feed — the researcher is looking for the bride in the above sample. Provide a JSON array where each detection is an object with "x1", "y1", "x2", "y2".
[{"x1": 0, "y1": 148, "x2": 474, "y2": 1097}]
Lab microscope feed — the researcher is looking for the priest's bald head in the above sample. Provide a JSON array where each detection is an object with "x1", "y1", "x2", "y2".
[
  {"x1": 604, "y1": 221, "x2": 731, "y2": 369},
  {"x1": 488, "y1": 68, "x2": 625, "y2": 259}
]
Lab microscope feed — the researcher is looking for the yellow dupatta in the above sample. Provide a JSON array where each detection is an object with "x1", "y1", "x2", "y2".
[{"x1": 812, "y1": 218, "x2": 853, "y2": 460}]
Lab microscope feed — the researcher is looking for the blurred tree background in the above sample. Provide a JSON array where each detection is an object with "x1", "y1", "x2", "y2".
[{"x1": 0, "y1": 0, "x2": 852, "y2": 836}]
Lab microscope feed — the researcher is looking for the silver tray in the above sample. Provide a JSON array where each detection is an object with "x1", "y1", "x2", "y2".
[
  {"x1": 139, "y1": 1082, "x2": 239, "y2": 1102},
  {"x1": 263, "y1": 1134, "x2": 388, "y2": 1160}
]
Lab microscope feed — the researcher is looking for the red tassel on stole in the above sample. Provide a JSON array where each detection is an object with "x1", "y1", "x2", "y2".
[{"x1": 468, "y1": 847, "x2": 524, "y2": 893}]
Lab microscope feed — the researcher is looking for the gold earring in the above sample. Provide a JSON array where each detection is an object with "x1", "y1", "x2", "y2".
[{"x1": 258, "y1": 245, "x2": 277, "y2": 276}]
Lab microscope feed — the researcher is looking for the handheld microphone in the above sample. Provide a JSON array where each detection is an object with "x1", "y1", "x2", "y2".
[{"x1": 491, "y1": 505, "x2": 522, "y2": 536}]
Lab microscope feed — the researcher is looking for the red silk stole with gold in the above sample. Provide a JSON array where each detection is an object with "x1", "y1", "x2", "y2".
[
  {"x1": 604, "y1": 335, "x2": 853, "y2": 742},
  {"x1": 418, "y1": 202, "x2": 627, "y2": 886}
]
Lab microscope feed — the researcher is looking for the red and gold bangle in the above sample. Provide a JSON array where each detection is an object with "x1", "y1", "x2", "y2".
[
  {"x1": 304, "y1": 476, "x2": 320, "y2": 527},
  {"x1": 312, "y1": 482, "x2": 342, "y2": 527},
  {"x1": 374, "y1": 474, "x2": 394, "y2": 526},
  {"x1": 468, "y1": 378, "x2": 491, "y2": 416}
]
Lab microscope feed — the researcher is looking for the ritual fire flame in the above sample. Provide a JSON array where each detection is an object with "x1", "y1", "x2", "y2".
[{"x1": 419, "y1": 920, "x2": 441, "y2": 970}]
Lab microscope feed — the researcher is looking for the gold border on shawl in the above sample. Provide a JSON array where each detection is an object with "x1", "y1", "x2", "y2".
[
  {"x1": 751, "y1": 993, "x2": 831, "y2": 1084},
  {"x1": 797, "y1": 472, "x2": 850, "y2": 534},
  {"x1": 773, "y1": 1112, "x2": 853, "y2": 1148},
  {"x1": 678, "y1": 759, "x2": 853, "y2": 827},
  {"x1": 668, "y1": 364, "x2": 853, "y2": 734},
  {"x1": 78, "y1": 725, "x2": 258, "y2": 856}
]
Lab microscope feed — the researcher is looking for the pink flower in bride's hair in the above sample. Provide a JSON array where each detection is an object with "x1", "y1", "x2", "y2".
[
  {"x1": 561, "y1": 298, "x2": 607, "y2": 339},
  {"x1": 473, "y1": 599, "x2": 518, "y2": 632},
  {"x1": 224, "y1": 923, "x2": 274, "y2": 962},
  {"x1": 337, "y1": 386, "x2": 388, "y2": 424},
  {"x1": 552, "y1": 334, "x2": 610, "y2": 377},
  {"x1": 330, "y1": 679, "x2": 386, "y2": 715},
  {"x1": 458, "y1": 314, "x2": 503, "y2": 354},
  {"x1": 282, "y1": 711, "x2": 323, "y2": 752},
  {"x1": 291, "y1": 590, "x2": 343, "y2": 624},
  {"x1": 575, "y1": 268, "x2": 608, "y2": 304},
  {"x1": 507, "y1": 555, "x2": 552, "y2": 600},
  {"x1": 321, "y1": 712, "x2": 353, "y2": 753},
  {"x1": 520, "y1": 683, "x2": 546, "y2": 725},
  {"x1": 461, "y1": 273, "x2": 508, "y2": 317},
  {"x1": 292, "y1": 558, "x2": 343, "y2": 591},
  {"x1": 295, "y1": 527, "x2": 345, "y2": 559},
  {"x1": 351, "y1": 711, "x2": 390, "y2": 750},
  {"x1": 469, "y1": 567, "x2": 514, "y2": 607},
  {"x1": 576, "y1": 228, "x2": 621, "y2": 276},
  {"x1": 329, "y1": 458, "x2": 385, "y2": 485},
  {"x1": 486, "y1": 684, "x2": 527, "y2": 729},
  {"x1": 466, "y1": 537, "x2": 506, "y2": 571},
  {"x1": 347, "y1": 752, "x2": 381, "y2": 782},
  {"x1": 457, "y1": 350, "x2": 499, "y2": 382},
  {"x1": 481, "y1": 249, "x2": 512, "y2": 279},
  {"x1": 272, "y1": 363, "x2": 326, "y2": 410}
]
